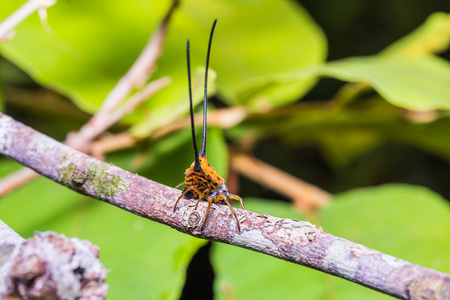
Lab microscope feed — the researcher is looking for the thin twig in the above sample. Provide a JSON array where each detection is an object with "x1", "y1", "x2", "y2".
[
  {"x1": 152, "y1": 106, "x2": 247, "y2": 139},
  {"x1": 65, "y1": 0, "x2": 179, "y2": 149},
  {"x1": 74, "y1": 76, "x2": 171, "y2": 146},
  {"x1": 230, "y1": 150, "x2": 331, "y2": 212},
  {"x1": 1, "y1": 112, "x2": 448, "y2": 300},
  {"x1": 0, "y1": 0, "x2": 56, "y2": 41},
  {"x1": 0, "y1": 168, "x2": 37, "y2": 196}
]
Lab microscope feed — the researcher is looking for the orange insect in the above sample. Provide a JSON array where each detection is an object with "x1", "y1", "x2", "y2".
[{"x1": 174, "y1": 19, "x2": 246, "y2": 232}]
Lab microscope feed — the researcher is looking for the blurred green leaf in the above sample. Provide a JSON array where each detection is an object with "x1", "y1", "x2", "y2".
[
  {"x1": 234, "y1": 53, "x2": 450, "y2": 113},
  {"x1": 382, "y1": 12, "x2": 450, "y2": 57},
  {"x1": 212, "y1": 184, "x2": 450, "y2": 299},
  {"x1": 0, "y1": 0, "x2": 326, "y2": 136},
  {"x1": 320, "y1": 56, "x2": 450, "y2": 111},
  {"x1": 238, "y1": 12, "x2": 450, "y2": 112}
]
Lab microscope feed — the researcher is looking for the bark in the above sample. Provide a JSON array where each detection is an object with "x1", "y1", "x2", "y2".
[
  {"x1": 0, "y1": 220, "x2": 107, "y2": 300},
  {"x1": 0, "y1": 112, "x2": 449, "y2": 300}
]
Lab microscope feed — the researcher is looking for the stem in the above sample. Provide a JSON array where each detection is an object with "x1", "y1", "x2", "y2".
[
  {"x1": 230, "y1": 150, "x2": 331, "y2": 213},
  {"x1": 0, "y1": 0, "x2": 56, "y2": 41}
]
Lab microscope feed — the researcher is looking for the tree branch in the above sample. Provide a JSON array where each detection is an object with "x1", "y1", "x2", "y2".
[
  {"x1": 0, "y1": 0, "x2": 57, "y2": 42},
  {"x1": 230, "y1": 150, "x2": 331, "y2": 213},
  {"x1": 1, "y1": 112, "x2": 449, "y2": 300}
]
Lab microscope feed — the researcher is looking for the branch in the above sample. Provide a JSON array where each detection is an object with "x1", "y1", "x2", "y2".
[
  {"x1": 1, "y1": 113, "x2": 449, "y2": 299},
  {"x1": 0, "y1": 0, "x2": 56, "y2": 41},
  {"x1": 230, "y1": 150, "x2": 331, "y2": 213},
  {"x1": 0, "y1": 220, "x2": 108, "y2": 299},
  {"x1": 65, "y1": 0, "x2": 179, "y2": 150}
]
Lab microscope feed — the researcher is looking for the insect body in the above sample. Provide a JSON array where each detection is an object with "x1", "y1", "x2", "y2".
[{"x1": 173, "y1": 19, "x2": 245, "y2": 232}]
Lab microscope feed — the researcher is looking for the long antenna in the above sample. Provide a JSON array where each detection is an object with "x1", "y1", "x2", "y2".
[
  {"x1": 187, "y1": 39, "x2": 201, "y2": 171},
  {"x1": 200, "y1": 19, "x2": 217, "y2": 157}
]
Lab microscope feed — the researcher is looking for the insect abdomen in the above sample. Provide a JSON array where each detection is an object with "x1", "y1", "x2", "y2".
[{"x1": 184, "y1": 169, "x2": 220, "y2": 197}]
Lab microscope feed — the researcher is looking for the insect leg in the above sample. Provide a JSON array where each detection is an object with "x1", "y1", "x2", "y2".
[
  {"x1": 194, "y1": 189, "x2": 210, "y2": 210},
  {"x1": 223, "y1": 195, "x2": 241, "y2": 232},
  {"x1": 229, "y1": 194, "x2": 246, "y2": 210},
  {"x1": 201, "y1": 195, "x2": 214, "y2": 229},
  {"x1": 173, "y1": 187, "x2": 191, "y2": 212}
]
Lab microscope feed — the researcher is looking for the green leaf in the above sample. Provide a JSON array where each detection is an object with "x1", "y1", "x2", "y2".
[
  {"x1": 1, "y1": 0, "x2": 166, "y2": 112},
  {"x1": 235, "y1": 12, "x2": 450, "y2": 112},
  {"x1": 205, "y1": 0, "x2": 326, "y2": 109},
  {"x1": 382, "y1": 12, "x2": 450, "y2": 57},
  {"x1": 212, "y1": 185, "x2": 450, "y2": 299},
  {"x1": 319, "y1": 56, "x2": 450, "y2": 111},
  {"x1": 0, "y1": 0, "x2": 326, "y2": 136}
]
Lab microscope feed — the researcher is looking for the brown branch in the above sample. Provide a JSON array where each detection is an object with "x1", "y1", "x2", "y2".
[
  {"x1": 230, "y1": 150, "x2": 331, "y2": 213},
  {"x1": 1, "y1": 112, "x2": 449, "y2": 300},
  {"x1": 0, "y1": 220, "x2": 107, "y2": 299}
]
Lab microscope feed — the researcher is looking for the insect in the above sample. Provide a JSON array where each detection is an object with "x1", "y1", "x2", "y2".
[{"x1": 173, "y1": 19, "x2": 246, "y2": 232}]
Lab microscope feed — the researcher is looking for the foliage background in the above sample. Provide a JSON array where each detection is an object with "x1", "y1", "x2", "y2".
[{"x1": 0, "y1": 0, "x2": 449, "y2": 299}]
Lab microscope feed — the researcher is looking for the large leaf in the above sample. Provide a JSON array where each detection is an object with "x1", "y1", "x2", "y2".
[
  {"x1": 321, "y1": 56, "x2": 450, "y2": 111},
  {"x1": 321, "y1": 12, "x2": 450, "y2": 111},
  {"x1": 212, "y1": 184, "x2": 450, "y2": 299},
  {"x1": 0, "y1": 0, "x2": 326, "y2": 136}
]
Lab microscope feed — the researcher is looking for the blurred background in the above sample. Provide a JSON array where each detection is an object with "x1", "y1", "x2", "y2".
[{"x1": 0, "y1": 0, "x2": 449, "y2": 299}]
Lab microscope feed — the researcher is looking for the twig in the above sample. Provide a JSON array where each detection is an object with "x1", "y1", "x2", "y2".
[
  {"x1": 70, "y1": 76, "x2": 171, "y2": 148},
  {"x1": 230, "y1": 150, "x2": 331, "y2": 212},
  {"x1": 65, "y1": 0, "x2": 179, "y2": 150},
  {"x1": 90, "y1": 0, "x2": 179, "y2": 120},
  {"x1": 152, "y1": 106, "x2": 247, "y2": 139},
  {"x1": 1, "y1": 112, "x2": 448, "y2": 300},
  {"x1": 78, "y1": 106, "x2": 246, "y2": 161},
  {"x1": 0, "y1": 0, "x2": 56, "y2": 41},
  {"x1": 0, "y1": 168, "x2": 38, "y2": 196}
]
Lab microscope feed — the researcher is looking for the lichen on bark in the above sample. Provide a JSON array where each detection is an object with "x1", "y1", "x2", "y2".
[{"x1": 57, "y1": 162, "x2": 128, "y2": 199}]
